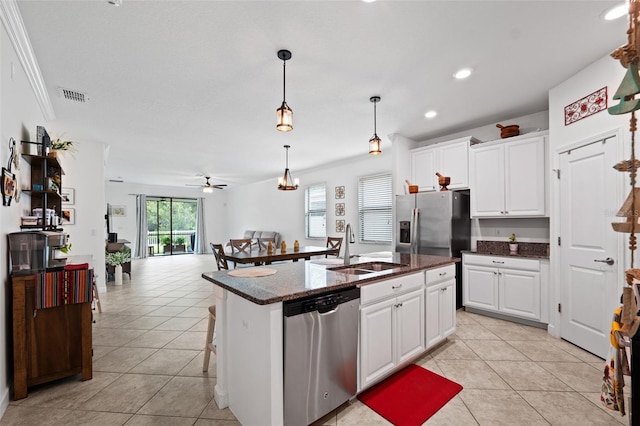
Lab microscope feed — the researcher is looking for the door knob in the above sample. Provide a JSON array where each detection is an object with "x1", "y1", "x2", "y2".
[{"x1": 594, "y1": 257, "x2": 615, "y2": 266}]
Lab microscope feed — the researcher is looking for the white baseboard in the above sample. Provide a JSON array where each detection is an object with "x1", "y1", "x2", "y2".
[{"x1": 0, "y1": 386, "x2": 11, "y2": 419}]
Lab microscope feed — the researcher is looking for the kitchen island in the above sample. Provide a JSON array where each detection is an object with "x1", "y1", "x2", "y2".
[{"x1": 201, "y1": 253, "x2": 458, "y2": 426}]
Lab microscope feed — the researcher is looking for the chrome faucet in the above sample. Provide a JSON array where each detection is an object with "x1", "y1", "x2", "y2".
[{"x1": 344, "y1": 223, "x2": 355, "y2": 265}]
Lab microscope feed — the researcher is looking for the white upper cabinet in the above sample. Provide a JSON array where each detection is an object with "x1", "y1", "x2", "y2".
[
  {"x1": 410, "y1": 136, "x2": 478, "y2": 192},
  {"x1": 470, "y1": 132, "x2": 548, "y2": 218}
]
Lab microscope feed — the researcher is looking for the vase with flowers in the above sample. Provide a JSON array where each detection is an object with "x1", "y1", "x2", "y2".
[{"x1": 105, "y1": 250, "x2": 130, "y2": 285}]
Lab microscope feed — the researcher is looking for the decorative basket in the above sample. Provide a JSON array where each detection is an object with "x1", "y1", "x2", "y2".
[{"x1": 409, "y1": 185, "x2": 419, "y2": 193}]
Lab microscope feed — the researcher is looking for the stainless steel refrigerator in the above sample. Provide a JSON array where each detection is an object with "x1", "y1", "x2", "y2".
[{"x1": 395, "y1": 191, "x2": 470, "y2": 308}]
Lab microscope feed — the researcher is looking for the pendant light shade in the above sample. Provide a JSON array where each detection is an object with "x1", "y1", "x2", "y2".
[
  {"x1": 369, "y1": 96, "x2": 382, "y2": 155},
  {"x1": 276, "y1": 50, "x2": 293, "y2": 132},
  {"x1": 278, "y1": 145, "x2": 299, "y2": 190}
]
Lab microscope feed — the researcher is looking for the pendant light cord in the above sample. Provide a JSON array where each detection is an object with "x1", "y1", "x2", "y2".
[
  {"x1": 373, "y1": 100, "x2": 377, "y2": 134},
  {"x1": 282, "y1": 61, "x2": 286, "y2": 103}
]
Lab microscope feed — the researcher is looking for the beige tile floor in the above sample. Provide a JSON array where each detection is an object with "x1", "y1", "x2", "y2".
[{"x1": 0, "y1": 254, "x2": 630, "y2": 425}]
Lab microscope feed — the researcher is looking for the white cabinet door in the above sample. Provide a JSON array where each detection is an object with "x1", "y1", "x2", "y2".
[
  {"x1": 411, "y1": 148, "x2": 437, "y2": 191},
  {"x1": 499, "y1": 269, "x2": 541, "y2": 320},
  {"x1": 439, "y1": 140, "x2": 469, "y2": 190},
  {"x1": 440, "y1": 279, "x2": 456, "y2": 338},
  {"x1": 360, "y1": 298, "x2": 395, "y2": 388},
  {"x1": 425, "y1": 284, "x2": 442, "y2": 349},
  {"x1": 396, "y1": 289, "x2": 425, "y2": 363},
  {"x1": 463, "y1": 264, "x2": 499, "y2": 311},
  {"x1": 504, "y1": 136, "x2": 546, "y2": 216},
  {"x1": 470, "y1": 144, "x2": 505, "y2": 217},
  {"x1": 426, "y1": 278, "x2": 456, "y2": 349}
]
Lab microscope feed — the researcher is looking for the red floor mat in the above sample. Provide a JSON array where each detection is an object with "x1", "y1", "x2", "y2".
[{"x1": 358, "y1": 364, "x2": 463, "y2": 426}]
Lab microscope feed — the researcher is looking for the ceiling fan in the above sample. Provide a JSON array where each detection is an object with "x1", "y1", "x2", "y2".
[{"x1": 186, "y1": 176, "x2": 227, "y2": 192}]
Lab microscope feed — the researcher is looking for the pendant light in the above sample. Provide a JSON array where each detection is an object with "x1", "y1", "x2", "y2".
[
  {"x1": 276, "y1": 49, "x2": 293, "y2": 132},
  {"x1": 369, "y1": 96, "x2": 382, "y2": 155},
  {"x1": 278, "y1": 145, "x2": 299, "y2": 190}
]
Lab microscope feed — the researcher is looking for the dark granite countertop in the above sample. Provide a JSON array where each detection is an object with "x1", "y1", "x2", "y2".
[
  {"x1": 462, "y1": 250, "x2": 550, "y2": 260},
  {"x1": 201, "y1": 253, "x2": 459, "y2": 305}
]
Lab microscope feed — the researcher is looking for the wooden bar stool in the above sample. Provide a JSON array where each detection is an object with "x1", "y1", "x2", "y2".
[{"x1": 202, "y1": 305, "x2": 216, "y2": 372}]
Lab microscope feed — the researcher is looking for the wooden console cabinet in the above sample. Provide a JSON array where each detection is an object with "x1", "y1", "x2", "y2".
[{"x1": 11, "y1": 274, "x2": 92, "y2": 400}]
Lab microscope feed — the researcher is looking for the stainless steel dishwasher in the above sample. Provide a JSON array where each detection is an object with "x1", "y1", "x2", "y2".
[{"x1": 283, "y1": 287, "x2": 360, "y2": 426}]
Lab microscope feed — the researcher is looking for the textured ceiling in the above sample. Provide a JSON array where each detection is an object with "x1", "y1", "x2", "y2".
[{"x1": 15, "y1": 0, "x2": 628, "y2": 188}]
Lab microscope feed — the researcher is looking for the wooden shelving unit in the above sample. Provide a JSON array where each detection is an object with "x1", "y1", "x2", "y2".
[{"x1": 20, "y1": 150, "x2": 63, "y2": 230}]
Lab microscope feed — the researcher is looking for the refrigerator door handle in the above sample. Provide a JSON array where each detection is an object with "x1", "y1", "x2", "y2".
[{"x1": 410, "y1": 208, "x2": 419, "y2": 254}]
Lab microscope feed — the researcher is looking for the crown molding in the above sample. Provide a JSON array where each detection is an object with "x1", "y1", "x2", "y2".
[{"x1": 0, "y1": 0, "x2": 55, "y2": 121}]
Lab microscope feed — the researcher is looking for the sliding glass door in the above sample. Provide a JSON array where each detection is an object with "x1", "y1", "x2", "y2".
[{"x1": 147, "y1": 197, "x2": 197, "y2": 255}]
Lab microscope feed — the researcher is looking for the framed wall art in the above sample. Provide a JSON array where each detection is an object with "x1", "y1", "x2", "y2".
[
  {"x1": 336, "y1": 220, "x2": 345, "y2": 233},
  {"x1": 111, "y1": 205, "x2": 127, "y2": 217},
  {"x1": 2, "y1": 167, "x2": 15, "y2": 206},
  {"x1": 61, "y1": 208, "x2": 75, "y2": 225},
  {"x1": 61, "y1": 187, "x2": 75, "y2": 204},
  {"x1": 335, "y1": 186, "x2": 345, "y2": 199},
  {"x1": 335, "y1": 202, "x2": 345, "y2": 216}
]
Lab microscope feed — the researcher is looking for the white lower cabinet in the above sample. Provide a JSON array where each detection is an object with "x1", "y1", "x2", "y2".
[
  {"x1": 425, "y1": 264, "x2": 456, "y2": 349},
  {"x1": 360, "y1": 272, "x2": 425, "y2": 390},
  {"x1": 463, "y1": 253, "x2": 545, "y2": 322}
]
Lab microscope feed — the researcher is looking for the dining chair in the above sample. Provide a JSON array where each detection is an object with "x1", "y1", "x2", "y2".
[
  {"x1": 202, "y1": 304, "x2": 217, "y2": 372},
  {"x1": 326, "y1": 236, "x2": 343, "y2": 258},
  {"x1": 229, "y1": 238, "x2": 253, "y2": 269},
  {"x1": 204, "y1": 243, "x2": 228, "y2": 372},
  {"x1": 211, "y1": 243, "x2": 229, "y2": 271},
  {"x1": 257, "y1": 237, "x2": 276, "y2": 251}
]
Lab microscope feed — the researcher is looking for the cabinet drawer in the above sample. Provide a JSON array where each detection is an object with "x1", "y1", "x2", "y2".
[
  {"x1": 463, "y1": 254, "x2": 539, "y2": 271},
  {"x1": 425, "y1": 264, "x2": 456, "y2": 286},
  {"x1": 360, "y1": 273, "x2": 424, "y2": 305}
]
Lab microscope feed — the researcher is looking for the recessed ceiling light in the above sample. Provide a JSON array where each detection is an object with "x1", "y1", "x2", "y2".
[
  {"x1": 424, "y1": 110, "x2": 437, "y2": 119},
  {"x1": 603, "y1": 2, "x2": 628, "y2": 20},
  {"x1": 362, "y1": 0, "x2": 376, "y2": 2},
  {"x1": 453, "y1": 68, "x2": 473, "y2": 79}
]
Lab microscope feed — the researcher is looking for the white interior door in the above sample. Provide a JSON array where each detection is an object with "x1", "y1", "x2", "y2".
[{"x1": 559, "y1": 136, "x2": 620, "y2": 359}]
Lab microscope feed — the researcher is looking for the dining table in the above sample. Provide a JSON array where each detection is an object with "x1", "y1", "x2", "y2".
[{"x1": 224, "y1": 245, "x2": 339, "y2": 266}]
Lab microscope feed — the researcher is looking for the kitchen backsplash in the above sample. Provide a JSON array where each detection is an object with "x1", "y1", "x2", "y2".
[{"x1": 476, "y1": 240, "x2": 550, "y2": 257}]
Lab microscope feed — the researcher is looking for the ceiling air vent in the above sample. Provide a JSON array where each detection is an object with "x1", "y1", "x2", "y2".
[
  {"x1": 108, "y1": 179, "x2": 124, "y2": 183},
  {"x1": 58, "y1": 87, "x2": 89, "y2": 103}
]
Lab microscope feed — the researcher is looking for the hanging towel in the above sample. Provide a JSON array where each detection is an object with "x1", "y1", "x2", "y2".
[{"x1": 35, "y1": 267, "x2": 93, "y2": 310}]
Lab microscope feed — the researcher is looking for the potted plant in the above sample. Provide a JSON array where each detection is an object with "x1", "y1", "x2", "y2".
[
  {"x1": 49, "y1": 138, "x2": 76, "y2": 159},
  {"x1": 105, "y1": 250, "x2": 131, "y2": 286},
  {"x1": 162, "y1": 235, "x2": 172, "y2": 253},
  {"x1": 509, "y1": 233, "x2": 518, "y2": 255},
  {"x1": 175, "y1": 236, "x2": 186, "y2": 252}
]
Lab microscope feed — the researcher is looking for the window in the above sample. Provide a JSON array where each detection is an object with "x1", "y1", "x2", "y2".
[
  {"x1": 358, "y1": 173, "x2": 392, "y2": 244},
  {"x1": 305, "y1": 183, "x2": 326, "y2": 239}
]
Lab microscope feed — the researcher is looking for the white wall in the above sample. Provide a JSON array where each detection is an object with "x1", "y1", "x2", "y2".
[
  {"x1": 225, "y1": 153, "x2": 393, "y2": 255},
  {"x1": 548, "y1": 54, "x2": 629, "y2": 337},
  {"x1": 0, "y1": 21, "x2": 47, "y2": 415},
  {"x1": 105, "y1": 181, "x2": 228, "y2": 255},
  {"x1": 46, "y1": 142, "x2": 107, "y2": 287}
]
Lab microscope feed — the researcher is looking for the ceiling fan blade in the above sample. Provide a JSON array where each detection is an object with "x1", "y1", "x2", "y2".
[{"x1": 185, "y1": 184, "x2": 202, "y2": 187}]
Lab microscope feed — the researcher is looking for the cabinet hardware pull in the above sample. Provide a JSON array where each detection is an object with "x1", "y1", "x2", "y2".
[
  {"x1": 392, "y1": 284, "x2": 403, "y2": 289},
  {"x1": 492, "y1": 261, "x2": 504, "y2": 264},
  {"x1": 494, "y1": 271, "x2": 498, "y2": 275},
  {"x1": 439, "y1": 272, "x2": 447, "y2": 276},
  {"x1": 594, "y1": 258, "x2": 615, "y2": 266}
]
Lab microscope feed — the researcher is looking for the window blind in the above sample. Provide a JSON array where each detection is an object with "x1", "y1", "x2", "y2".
[
  {"x1": 358, "y1": 173, "x2": 392, "y2": 243},
  {"x1": 305, "y1": 183, "x2": 326, "y2": 239}
]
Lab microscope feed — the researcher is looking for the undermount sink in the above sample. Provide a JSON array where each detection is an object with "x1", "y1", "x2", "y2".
[
  {"x1": 329, "y1": 268, "x2": 375, "y2": 275},
  {"x1": 328, "y1": 261, "x2": 408, "y2": 275}
]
